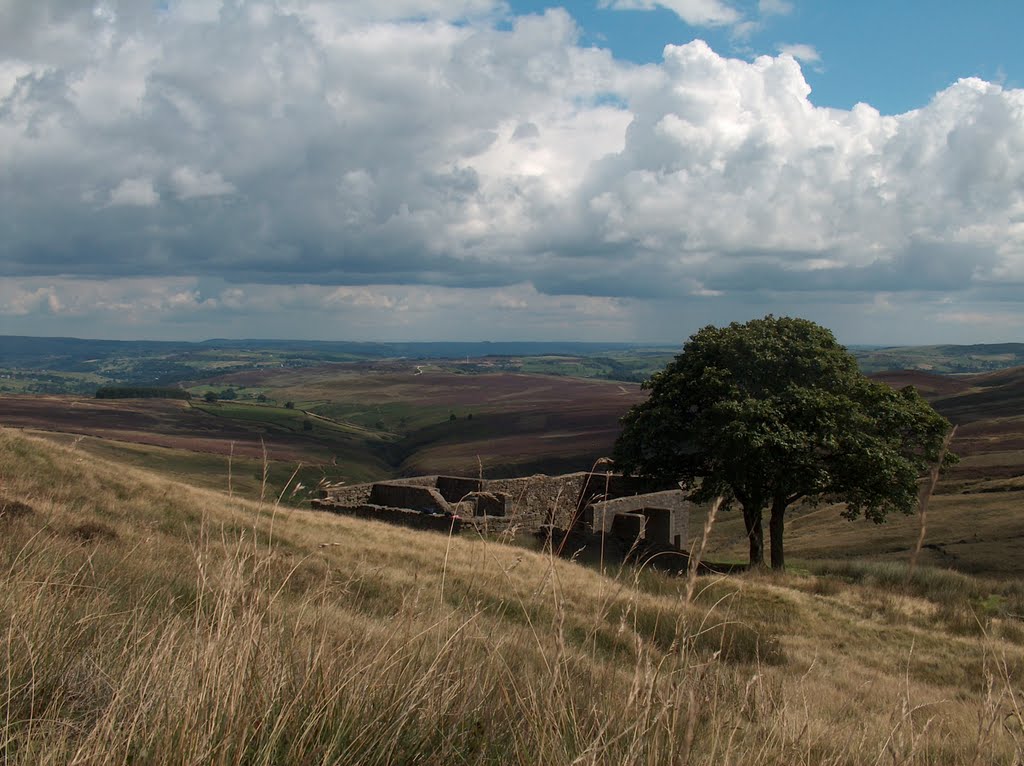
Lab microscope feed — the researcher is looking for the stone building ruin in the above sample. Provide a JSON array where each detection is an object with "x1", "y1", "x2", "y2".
[{"x1": 310, "y1": 470, "x2": 694, "y2": 552}]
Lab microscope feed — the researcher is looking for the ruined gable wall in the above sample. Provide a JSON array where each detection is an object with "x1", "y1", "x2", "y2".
[{"x1": 482, "y1": 472, "x2": 591, "y2": 529}]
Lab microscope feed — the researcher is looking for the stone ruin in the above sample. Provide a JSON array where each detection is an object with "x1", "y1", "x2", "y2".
[
  {"x1": 584, "y1": 490, "x2": 690, "y2": 551},
  {"x1": 310, "y1": 470, "x2": 694, "y2": 552}
]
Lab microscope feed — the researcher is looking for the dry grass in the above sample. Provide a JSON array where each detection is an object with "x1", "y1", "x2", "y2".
[{"x1": 1, "y1": 427, "x2": 1023, "y2": 764}]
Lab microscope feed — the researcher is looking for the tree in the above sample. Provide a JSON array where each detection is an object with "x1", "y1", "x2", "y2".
[
  {"x1": 613, "y1": 316, "x2": 954, "y2": 569},
  {"x1": 203, "y1": 391, "x2": 218, "y2": 403},
  {"x1": 285, "y1": 401, "x2": 295, "y2": 409}
]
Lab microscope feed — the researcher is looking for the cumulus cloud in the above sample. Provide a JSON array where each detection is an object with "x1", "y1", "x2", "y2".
[
  {"x1": 170, "y1": 167, "x2": 236, "y2": 200},
  {"x1": 776, "y1": 43, "x2": 821, "y2": 65},
  {"x1": 1, "y1": 2, "x2": 1023, "y2": 341},
  {"x1": 759, "y1": 0, "x2": 794, "y2": 16},
  {"x1": 599, "y1": 0, "x2": 740, "y2": 27},
  {"x1": 107, "y1": 178, "x2": 159, "y2": 207},
  {"x1": 0, "y1": 277, "x2": 636, "y2": 341}
]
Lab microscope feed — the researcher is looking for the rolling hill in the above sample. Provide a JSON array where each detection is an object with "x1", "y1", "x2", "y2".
[
  {"x1": 2, "y1": 427, "x2": 1023, "y2": 764},
  {"x1": 3, "y1": 352, "x2": 1024, "y2": 580},
  {"x1": 0, "y1": 366, "x2": 645, "y2": 498}
]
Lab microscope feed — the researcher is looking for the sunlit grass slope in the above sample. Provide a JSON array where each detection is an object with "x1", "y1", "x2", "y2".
[{"x1": 2, "y1": 427, "x2": 1023, "y2": 764}]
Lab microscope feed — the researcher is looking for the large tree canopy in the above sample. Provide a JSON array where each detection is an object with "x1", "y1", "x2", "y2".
[{"x1": 613, "y1": 316, "x2": 954, "y2": 569}]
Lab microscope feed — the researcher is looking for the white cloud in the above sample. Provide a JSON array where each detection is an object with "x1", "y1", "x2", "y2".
[
  {"x1": 0, "y1": 278, "x2": 637, "y2": 340},
  {"x1": 776, "y1": 43, "x2": 821, "y2": 65},
  {"x1": 934, "y1": 310, "x2": 1024, "y2": 327},
  {"x1": 107, "y1": 178, "x2": 159, "y2": 207},
  {"x1": 759, "y1": 0, "x2": 794, "y2": 16},
  {"x1": 0, "y1": 277, "x2": 214, "y2": 319},
  {"x1": 324, "y1": 286, "x2": 398, "y2": 311},
  {"x1": 171, "y1": 167, "x2": 236, "y2": 199},
  {"x1": 1, "y1": 4, "x2": 1024, "y2": 341},
  {"x1": 599, "y1": 0, "x2": 740, "y2": 27}
]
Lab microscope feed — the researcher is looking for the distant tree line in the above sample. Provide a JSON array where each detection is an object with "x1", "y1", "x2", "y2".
[{"x1": 95, "y1": 386, "x2": 191, "y2": 400}]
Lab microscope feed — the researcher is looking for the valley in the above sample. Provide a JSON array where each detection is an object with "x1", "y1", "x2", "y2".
[{"x1": 2, "y1": 339, "x2": 1024, "y2": 581}]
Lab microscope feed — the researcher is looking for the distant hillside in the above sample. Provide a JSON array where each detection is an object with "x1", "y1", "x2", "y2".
[
  {"x1": 0, "y1": 334, "x2": 667, "y2": 371},
  {"x1": 871, "y1": 365, "x2": 1024, "y2": 509},
  {"x1": 873, "y1": 364, "x2": 1024, "y2": 424},
  {"x1": 0, "y1": 334, "x2": 676, "y2": 393},
  {"x1": 867, "y1": 369, "x2": 973, "y2": 398},
  {"x1": 854, "y1": 343, "x2": 1024, "y2": 374},
  {"x1": 5, "y1": 334, "x2": 1024, "y2": 395}
]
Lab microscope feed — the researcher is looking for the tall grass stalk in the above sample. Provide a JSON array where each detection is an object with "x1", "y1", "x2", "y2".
[
  {"x1": 1, "y1": 428, "x2": 1022, "y2": 765},
  {"x1": 227, "y1": 440, "x2": 234, "y2": 499},
  {"x1": 686, "y1": 496, "x2": 722, "y2": 604}
]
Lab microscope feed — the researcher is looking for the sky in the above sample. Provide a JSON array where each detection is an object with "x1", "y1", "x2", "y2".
[{"x1": 1, "y1": 0, "x2": 1023, "y2": 345}]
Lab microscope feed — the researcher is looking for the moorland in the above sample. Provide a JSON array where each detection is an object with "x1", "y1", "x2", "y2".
[
  {"x1": 3, "y1": 336, "x2": 1024, "y2": 576},
  {"x1": 3, "y1": 335, "x2": 1024, "y2": 763}
]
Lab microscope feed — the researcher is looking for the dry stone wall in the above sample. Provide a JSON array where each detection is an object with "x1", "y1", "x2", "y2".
[
  {"x1": 587, "y1": 490, "x2": 690, "y2": 547},
  {"x1": 485, "y1": 473, "x2": 591, "y2": 530},
  {"x1": 313, "y1": 471, "x2": 693, "y2": 549},
  {"x1": 368, "y1": 483, "x2": 452, "y2": 514},
  {"x1": 436, "y1": 476, "x2": 483, "y2": 503},
  {"x1": 310, "y1": 500, "x2": 462, "y2": 534}
]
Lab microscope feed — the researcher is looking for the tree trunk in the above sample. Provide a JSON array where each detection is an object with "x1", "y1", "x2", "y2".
[
  {"x1": 769, "y1": 496, "x2": 787, "y2": 570},
  {"x1": 742, "y1": 505, "x2": 765, "y2": 568}
]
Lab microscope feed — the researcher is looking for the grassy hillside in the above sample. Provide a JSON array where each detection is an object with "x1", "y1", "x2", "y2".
[
  {"x1": 2, "y1": 428, "x2": 1024, "y2": 764},
  {"x1": 689, "y1": 486, "x2": 1024, "y2": 578}
]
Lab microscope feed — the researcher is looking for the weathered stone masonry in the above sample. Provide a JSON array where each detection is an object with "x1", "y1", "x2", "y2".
[{"x1": 312, "y1": 471, "x2": 693, "y2": 550}]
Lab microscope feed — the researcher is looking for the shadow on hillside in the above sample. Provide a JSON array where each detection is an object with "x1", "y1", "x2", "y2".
[{"x1": 527, "y1": 526, "x2": 747, "y2": 578}]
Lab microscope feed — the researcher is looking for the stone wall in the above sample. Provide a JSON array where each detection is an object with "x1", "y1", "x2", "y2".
[
  {"x1": 368, "y1": 483, "x2": 452, "y2": 515},
  {"x1": 310, "y1": 500, "x2": 462, "y2": 534},
  {"x1": 320, "y1": 475, "x2": 438, "y2": 507},
  {"x1": 609, "y1": 512, "x2": 646, "y2": 542},
  {"x1": 311, "y1": 472, "x2": 690, "y2": 545},
  {"x1": 453, "y1": 491, "x2": 512, "y2": 518},
  {"x1": 436, "y1": 476, "x2": 483, "y2": 503},
  {"x1": 485, "y1": 472, "x2": 591, "y2": 530},
  {"x1": 586, "y1": 489, "x2": 691, "y2": 548}
]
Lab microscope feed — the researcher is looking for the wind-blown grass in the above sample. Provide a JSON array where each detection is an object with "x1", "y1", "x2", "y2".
[{"x1": 1, "y1": 427, "x2": 1022, "y2": 764}]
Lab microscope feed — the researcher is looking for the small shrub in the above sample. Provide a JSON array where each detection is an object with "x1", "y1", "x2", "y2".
[
  {"x1": 68, "y1": 521, "x2": 118, "y2": 544},
  {"x1": 0, "y1": 497, "x2": 34, "y2": 521}
]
